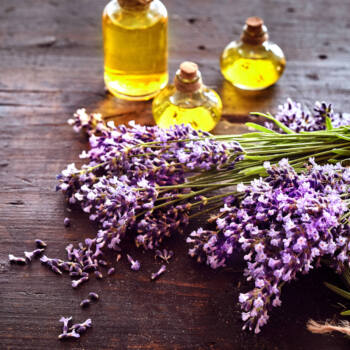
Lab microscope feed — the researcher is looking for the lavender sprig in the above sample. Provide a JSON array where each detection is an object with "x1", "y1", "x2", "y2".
[{"x1": 151, "y1": 265, "x2": 167, "y2": 281}]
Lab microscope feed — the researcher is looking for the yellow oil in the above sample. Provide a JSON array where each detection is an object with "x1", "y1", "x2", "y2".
[
  {"x1": 221, "y1": 41, "x2": 286, "y2": 91},
  {"x1": 102, "y1": 1, "x2": 168, "y2": 100},
  {"x1": 154, "y1": 105, "x2": 220, "y2": 131},
  {"x1": 221, "y1": 58, "x2": 283, "y2": 90}
]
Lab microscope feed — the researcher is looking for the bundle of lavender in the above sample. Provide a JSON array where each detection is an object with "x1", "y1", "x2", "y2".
[{"x1": 52, "y1": 100, "x2": 350, "y2": 334}]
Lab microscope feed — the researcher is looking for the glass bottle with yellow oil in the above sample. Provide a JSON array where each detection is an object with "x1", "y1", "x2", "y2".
[
  {"x1": 220, "y1": 17, "x2": 286, "y2": 91},
  {"x1": 102, "y1": 0, "x2": 168, "y2": 100},
  {"x1": 152, "y1": 62, "x2": 222, "y2": 132}
]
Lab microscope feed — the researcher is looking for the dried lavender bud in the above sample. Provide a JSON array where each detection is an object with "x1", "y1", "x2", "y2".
[
  {"x1": 69, "y1": 271, "x2": 82, "y2": 277},
  {"x1": 64, "y1": 217, "x2": 70, "y2": 227},
  {"x1": 107, "y1": 267, "x2": 115, "y2": 276},
  {"x1": 59, "y1": 262, "x2": 70, "y2": 272},
  {"x1": 94, "y1": 271, "x2": 103, "y2": 279},
  {"x1": 80, "y1": 299, "x2": 91, "y2": 308},
  {"x1": 59, "y1": 316, "x2": 72, "y2": 333},
  {"x1": 65, "y1": 244, "x2": 73, "y2": 261},
  {"x1": 98, "y1": 259, "x2": 108, "y2": 266},
  {"x1": 8, "y1": 254, "x2": 26, "y2": 265},
  {"x1": 127, "y1": 254, "x2": 140, "y2": 271},
  {"x1": 72, "y1": 276, "x2": 89, "y2": 288},
  {"x1": 116, "y1": 254, "x2": 122, "y2": 263},
  {"x1": 24, "y1": 249, "x2": 45, "y2": 262},
  {"x1": 151, "y1": 265, "x2": 167, "y2": 281},
  {"x1": 51, "y1": 266, "x2": 63, "y2": 275},
  {"x1": 88, "y1": 292, "x2": 99, "y2": 301},
  {"x1": 83, "y1": 264, "x2": 97, "y2": 272},
  {"x1": 35, "y1": 239, "x2": 47, "y2": 248},
  {"x1": 58, "y1": 330, "x2": 80, "y2": 340},
  {"x1": 155, "y1": 249, "x2": 174, "y2": 264},
  {"x1": 70, "y1": 318, "x2": 92, "y2": 334}
]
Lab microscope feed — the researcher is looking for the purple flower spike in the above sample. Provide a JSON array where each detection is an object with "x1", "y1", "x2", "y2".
[
  {"x1": 35, "y1": 239, "x2": 47, "y2": 248},
  {"x1": 71, "y1": 276, "x2": 89, "y2": 288},
  {"x1": 151, "y1": 265, "x2": 167, "y2": 281},
  {"x1": 64, "y1": 217, "x2": 70, "y2": 227},
  {"x1": 8, "y1": 254, "x2": 26, "y2": 265},
  {"x1": 88, "y1": 292, "x2": 99, "y2": 301},
  {"x1": 155, "y1": 249, "x2": 174, "y2": 264},
  {"x1": 127, "y1": 254, "x2": 140, "y2": 271}
]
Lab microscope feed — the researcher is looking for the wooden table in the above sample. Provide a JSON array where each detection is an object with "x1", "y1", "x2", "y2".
[{"x1": 1, "y1": 0, "x2": 350, "y2": 349}]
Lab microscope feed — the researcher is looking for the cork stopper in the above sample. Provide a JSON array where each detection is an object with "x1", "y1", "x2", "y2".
[
  {"x1": 241, "y1": 17, "x2": 268, "y2": 45},
  {"x1": 118, "y1": 0, "x2": 153, "y2": 10},
  {"x1": 174, "y1": 61, "x2": 202, "y2": 93}
]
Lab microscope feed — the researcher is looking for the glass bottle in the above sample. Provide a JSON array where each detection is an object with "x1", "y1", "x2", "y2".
[
  {"x1": 152, "y1": 61, "x2": 222, "y2": 132},
  {"x1": 220, "y1": 17, "x2": 286, "y2": 91},
  {"x1": 102, "y1": 0, "x2": 168, "y2": 101}
]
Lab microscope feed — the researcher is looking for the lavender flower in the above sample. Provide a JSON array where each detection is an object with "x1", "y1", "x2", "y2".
[
  {"x1": 8, "y1": 254, "x2": 26, "y2": 264},
  {"x1": 107, "y1": 267, "x2": 115, "y2": 276},
  {"x1": 88, "y1": 292, "x2": 99, "y2": 301},
  {"x1": 94, "y1": 271, "x2": 103, "y2": 279},
  {"x1": 35, "y1": 239, "x2": 47, "y2": 248},
  {"x1": 72, "y1": 276, "x2": 89, "y2": 288},
  {"x1": 265, "y1": 98, "x2": 350, "y2": 133},
  {"x1": 59, "y1": 316, "x2": 72, "y2": 334},
  {"x1": 64, "y1": 217, "x2": 70, "y2": 227},
  {"x1": 58, "y1": 329, "x2": 80, "y2": 340},
  {"x1": 187, "y1": 159, "x2": 350, "y2": 333},
  {"x1": 151, "y1": 265, "x2": 167, "y2": 281},
  {"x1": 155, "y1": 249, "x2": 174, "y2": 264},
  {"x1": 24, "y1": 249, "x2": 45, "y2": 262},
  {"x1": 127, "y1": 254, "x2": 141, "y2": 271},
  {"x1": 80, "y1": 299, "x2": 91, "y2": 308},
  {"x1": 70, "y1": 318, "x2": 92, "y2": 334}
]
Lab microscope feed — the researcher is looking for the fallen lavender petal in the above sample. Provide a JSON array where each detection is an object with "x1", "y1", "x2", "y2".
[
  {"x1": 98, "y1": 259, "x2": 108, "y2": 266},
  {"x1": 8, "y1": 254, "x2": 26, "y2": 265},
  {"x1": 70, "y1": 318, "x2": 92, "y2": 334},
  {"x1": 59, "y1": 316, "x2": 72, "y2": 333},
  {"x1": 88, "y1": 292, "x2": 99, "y2": 301},
  {"x1": 35, "y1": 239, "x2": 47, "y2": 248},
  {"x1": 155, "y1": 249, "x2": 174, "y2": 264},
  {"x1": 107, "y1": 267, "x2": 115, "y2": 276},
  {"x1": 80, "y1": 299, "x2": 90, "y2": 308},
  {"x1": 64, "y1": 217, "x2": 70, "y2": 227},
  {"x1": 151, "y1": 265, "x2": 167, "y2": 280},
  {"x1": 58, "y1": 330, "x2": 80, "y2": 340},
  {"x1": 127, "y1": 254, "x2": 140, "y2": 271},
  {"x1": 24, "y1": 249, "x2": 45, "y2": 262},
  {"x1": 94, "y1": 271, "x2": 103, "y2": 279},
  {"x1": 72, "y1": 276, "x2": 89, "y2": 288}
]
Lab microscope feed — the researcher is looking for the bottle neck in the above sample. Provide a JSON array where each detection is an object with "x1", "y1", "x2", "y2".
[{"x1": 118, "y1": 0, "x2": 152, "y2": 11}]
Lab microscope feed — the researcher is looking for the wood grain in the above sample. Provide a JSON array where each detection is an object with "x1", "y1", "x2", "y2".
[{"x1": 1, "y1": 0, "x2": 350, "y2": 349}]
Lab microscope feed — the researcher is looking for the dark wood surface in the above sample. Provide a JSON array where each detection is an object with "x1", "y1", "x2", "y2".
[{"x1": 1, "y1": 0, "x2": 350, "y2": 349}]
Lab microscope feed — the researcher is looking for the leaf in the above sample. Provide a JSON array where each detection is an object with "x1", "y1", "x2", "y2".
[
  {"x1": 325, "y1": 116, "x2": 333, "y2": 130},
  {"x1": 245, "y1": 122, "x2": 277, "y2": 134},
  {"x1": 324, "y1": 282, "x2": 350, "y2": 301},
  {"x1": 250, "y1": 112, "x2": 295, "y2": 134},
  {"x1": 340, "y1": 310, "x2": 350, "y2": 316}
]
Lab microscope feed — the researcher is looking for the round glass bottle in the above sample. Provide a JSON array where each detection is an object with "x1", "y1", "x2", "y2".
[
  {"x1": 220, "y1": 17, "x2": 286, "y2": 91},
  {"x1": 102, "y1": 0, "x2": 168, "y2": 100},
  {"x1": 152, "y1": 62, "x2": 222, "y2": 132}
]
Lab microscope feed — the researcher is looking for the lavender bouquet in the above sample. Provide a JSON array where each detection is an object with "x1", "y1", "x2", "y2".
[{"x1": 52, "y1": 100, "x2": 350, "y2": 334}]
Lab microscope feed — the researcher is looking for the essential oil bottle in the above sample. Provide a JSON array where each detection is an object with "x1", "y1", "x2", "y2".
[
  {"x1": 220, "y1": 17, "x2": 286, "y2": 91},
  {"x1": 102, "y1": 0, "x2": 168, "y2": 101},
  {"x1": 152, "y1": 61, "x2": 222, "y2": 132}
]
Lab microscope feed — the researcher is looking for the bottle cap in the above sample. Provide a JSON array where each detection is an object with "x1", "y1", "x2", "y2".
[
  {"x1": 118, "y1": 0, "x2": 153, "y2": 10},
  {"x1": 241, "y1": 17, "x2": 269, "y2": 45},
  {"x1": 174, "y1": 61, "x2": 202, "y2": 93}
]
